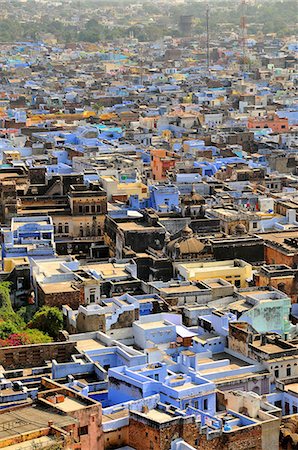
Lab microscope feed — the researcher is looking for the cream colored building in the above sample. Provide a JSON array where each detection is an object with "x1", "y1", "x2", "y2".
[{"x1": 174, "y1": 259, "x2": 253, "y2": 288}]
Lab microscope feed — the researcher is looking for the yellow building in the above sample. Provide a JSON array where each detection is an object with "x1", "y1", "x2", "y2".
[
  {"x1": 174, "y1": 259, "x2": 252, "y2": 288},
  {"x1": 100, "y1": 175, "x2": 148, "y2": 202},
  {"x1": 3, "y1": 257, "x2": 30, "y2": 272}
]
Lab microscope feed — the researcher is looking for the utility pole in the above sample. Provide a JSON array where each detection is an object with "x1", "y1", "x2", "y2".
[{"x1": 206, "y1": 5, "x2": 210, "y2": 71}]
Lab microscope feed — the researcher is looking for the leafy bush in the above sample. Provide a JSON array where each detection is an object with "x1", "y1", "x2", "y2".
[
  {"x1": 0, "y1": 283, "x2": 53, "y2": 347},
  {"x1": 0, "y1": 320, "x2": 19, "y2": 339},
  {"x1": 25, "y1": 329, "x2": 52, "y2": 344},
  {"x1": 29, "y1": 307, "x2": 63, "y2": 339}
]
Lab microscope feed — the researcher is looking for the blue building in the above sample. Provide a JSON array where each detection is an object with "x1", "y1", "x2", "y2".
[
  {"x1": 129, "y1": 184, "x2": 180, "y2": 213},
  {"x1": 1, "y1": 216, "x2": 55, "y2": 262},
  {"x1": 108, "y1": 362, "x2": 216, "y2": 413}
]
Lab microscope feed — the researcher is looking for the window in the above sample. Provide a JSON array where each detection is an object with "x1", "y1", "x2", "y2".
[
  {"x1": 58, "y1": 223, "x2": 63, "y2": 234},
  {"x1": 194, "y1": 401, "x2": 199, "y2": 409},
  {"x1": 85, "y1": 205, "x2": 90, "y2": 213},
  {"x1": 79, "y1": 426, "x2": 88, "y2": 436},
  {"x1": 274, "y1": 368, "x2": 279, "y2": 378},
  {"x1": 287, "y1": 365, "x2": 291, "y2": 377},
  {"x1": 65, "y1": 224, "x2": 69, "y2": 234},
  {"x1": 235, "y1": 279, "x2": 241, "y2": 288},
  {"x1": 281, "y1": 125, "x2": 286, "y2": 129},
  {"x1": 203, "y1": 399, "x2": 208, "y2": 410},
  {"x1": 17, "y1": 277, "x2": 24, "y2": 290},
  {"x1": 253, "y1": 222, "x2": 257, "y2": 228},
  {"x1": 91, "y1": 205, "x2": 95, "y2": 213},
  {"x1": 154, "y1": 373, "x2": 159, "y2": 381},
  {"x1": 90, "y1": 293, "x2": 95, "y2": 303},
  {"x1": 79, "y1": 205, "x2": 83, "y2": 213},
  {"x1": 293, "y1": 405, "x2": 298, "y2": 414},
  {"x1": 97, "y1": 205, "x2": 101, "y2": 213}
]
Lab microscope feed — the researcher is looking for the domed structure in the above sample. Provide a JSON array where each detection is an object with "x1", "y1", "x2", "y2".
[
  {"x1": 166, "y1": 225, "x2": 205, "y2": 260},
  {"x1": 181, "y1": 189, "x2": 205, "y2": 218},
  {"x1": 181, "y1": 224, "x2": 193, "y2": 237},
  {"x1": 182, "y1": 189, "x2": 204, "y2": 206},
  {"x1": 234, "y1": 223, "x2": 247, "y2": 235}
]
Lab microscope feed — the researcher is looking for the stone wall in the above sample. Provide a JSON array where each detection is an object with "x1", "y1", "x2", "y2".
[
  {"x1": 37, "y1": 283, "x2": 82, "y2": 309},
  {"x1": 0, "y1": 341, "x2": 77, "y2": 370},
  {"x1": 127, "y1": 414, "x2": 263, "y2": 450}
]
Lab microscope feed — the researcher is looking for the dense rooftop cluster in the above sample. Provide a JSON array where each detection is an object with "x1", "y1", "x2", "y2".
[{"x1": 0, "y1": 2, "x2": 296, "y2": 449}]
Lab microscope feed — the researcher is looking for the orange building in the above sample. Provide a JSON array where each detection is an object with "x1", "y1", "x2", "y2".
[
  {"x1": 248, "y1": 114, "x2": 289, "y2": 133},
  {"x1": 151, "y1": 149, "x2": 180, "y2": 181}
]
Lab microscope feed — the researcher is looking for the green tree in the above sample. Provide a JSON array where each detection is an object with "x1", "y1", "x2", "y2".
[
  {"x1": 25, "y1": 329, "x2": 52, "y2": 344},
  {"x1": 29, "y1": 306, "x2": 63, "y2": 339},
  {"x1": 0, "y1": 282, "x2": 25, "y2": 328},
  {"x1": 0, "y1": 320, "x2": 19, "y2": 339}
]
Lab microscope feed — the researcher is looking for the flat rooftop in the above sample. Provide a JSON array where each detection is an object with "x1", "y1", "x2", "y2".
[
  {"x1": 76, "y1": 339, "x2": 105, "y2": 352},
  {"x1": 0, "y1": 404, "x2": 76, "y2": 441},
  {"x1": 12, "y1": 219, "x2": 51, "y2": 231},
  {"x1": 285, "y1": 383, "x2": 298, "y2": 394},
  {"x1": 50, "y1": 396, "x2": 87, "y2": 413},
  {"x1": 211, "y1": 352, "x2": 250, "y2": 367},
  {"x1": 102, "y1": 409, "x2": 129, "y2": 423},
  {"x1": 34, "y1": 259, "x2": 66, "y2": 276},
  {"x1": 136, "y1": 408, "x2": 175, "y2": 423},
  {"x1": 137, "y1": 321, "x2": 169, "y2": 330},
  {"x1": 4, "y1": 436, "x2": 58, "y2": 450},
  {"x1": 252, "y1": 341, "x2": 286, "y2": 354},
  {"x1": 256, "y1": 230, "x2": 298, "y2": 253},
  {"x1": 160, "y1": 285, "x2": 205, "y2": 294},
  {"x1": 177, "y1": 260, "x2": 247, "y2": 271},
  {"x1": 206, "y1": 280, "x2": 228, "y2": 288},
  {"x1": 117, "y1": 222, "x2": 161, "y2": 232},
  {"x1": 40, "y1": 281, "x2": 79, "y2": 294},
  {"x1": 81, "y1": 262, "x2": 129, "y2": 279}
]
